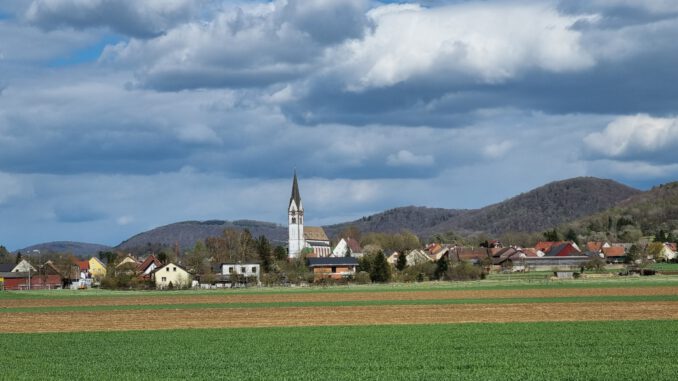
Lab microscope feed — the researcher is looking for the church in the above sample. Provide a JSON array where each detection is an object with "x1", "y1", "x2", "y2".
[{"x1": 288, "y1": 172, "x2": 331, "y2": 258}]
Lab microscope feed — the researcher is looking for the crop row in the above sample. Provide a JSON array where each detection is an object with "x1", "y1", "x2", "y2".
[{"x1": 2, "y1": 320, "x2": 677, "y2": 380}]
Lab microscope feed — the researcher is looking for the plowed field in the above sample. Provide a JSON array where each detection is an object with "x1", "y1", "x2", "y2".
[{"x1": 3, "y1": 301, "x2": 678, "y2": 333}]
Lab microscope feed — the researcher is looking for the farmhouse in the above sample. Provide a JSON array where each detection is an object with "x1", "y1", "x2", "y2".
[
  {"x1": 307, "y1": 257, "x2": 358, "y2": 281},
  {"x1": 151, "y1": 263, "x2": 191, "y2": 289}
]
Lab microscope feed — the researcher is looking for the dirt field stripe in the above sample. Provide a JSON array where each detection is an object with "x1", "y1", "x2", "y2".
[
  {"x1": 3, "y1": 294, "x2": 678, "y2": 313},
  {"x1": 2, "y1": 301, "x2": 678, "y2": 333}
]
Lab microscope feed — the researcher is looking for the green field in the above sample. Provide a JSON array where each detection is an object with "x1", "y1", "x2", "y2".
[
  {"x1": 2, "y1": 321, "x2": 677, "y2": 380},
  {"x1": 3, "y1": 275, "x2": 678, "y2": 300}
]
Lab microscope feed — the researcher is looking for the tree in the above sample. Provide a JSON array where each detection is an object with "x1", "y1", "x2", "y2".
[
  {"x1": 15, "y1": 251, "x2": 22, "y2": 265},
  {"x1": 370, "y1": 251, "x2": 391, "y2": 283},
  {"x1": 345, "y1": 246, "x2": 352, "y2": 258},
  {"x1": 256, "y1": 235, "x2": 273, "y2": 273},
  {"x1": 434, "y1": 256, "x2": 448, "y2": 280},
  {"x1": 565, "y1": 228, "x2": 579, "y2": 245},
  {"x1": 185, "y1": 241, "x2": 209, "y2": 275},
  {"x1": 396, "y1": 251, "x2": 408, "y2": 271},
  {"x1": 654, "y1": 230, "x2": 668, "y2": 243},
  {"x1": 626, "y1": 244, "x2": 640, "y2": 264},
  {"x1": 647, "y1": 242, "x2": 665, "y2": 261},
  {"x1": 339, "y1": 225, "x2": 361, "y2": 242},
  {"x1": 0, "y1": 246, "x2": 11, "y2": 264},
  {"x1": 543, "y1": 229, "x2": 560, "y2": 242},
  {"x1": 273, "y1": 246, "x2": 287, "y2": 261},
  {"x1": 157, "y1": 252, "x2": 168, "y2": 265}
]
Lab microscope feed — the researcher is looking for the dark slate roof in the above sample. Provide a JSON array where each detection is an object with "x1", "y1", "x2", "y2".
[
  {"x1": 290, "y1": 171, "x2": 301, "y2": 208},
  {"x1": 307, "y1": 257, "x2": 358, "y2": 267},
  {"x1": 0, "y1": 263, "x2": 15, "y2": 272}
]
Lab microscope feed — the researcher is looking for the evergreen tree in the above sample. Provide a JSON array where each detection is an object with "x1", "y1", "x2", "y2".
[
  {"x1": 654, "y1": 230, "x2": 668, "y2": 242},
  {"x1": 626, "y1": 244, "x2": 640, "y2": 264},
  {"x1": 15, "y1": 251, "x2": 22, "y2": 265},
  {"x1": 543, "y1": 229, "x2": 560, "y2": 242},
  {"x1": 396, "y1": 251, "x2": 407, "y2": 271},
  {"x1": 256, "y1": 235, "x2": 273, "y2": 272},
  {"x1": 434, "y1": 256, "x2": 448, "y2": 280},
  {"x1": 565, "y1": 228, "x2": 579, "y2": 245},
  {"x1": 273, "y1": 246, "x2": 287, "y2": 261},
  {"x1": 370, "y1": 251, "x2": 391, "y2": 283},
  {"x1": 345, "y1": 246, "x2": 352, "y2": 258}
]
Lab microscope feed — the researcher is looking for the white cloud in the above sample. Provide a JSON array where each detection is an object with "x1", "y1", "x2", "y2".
[
  {"x1": 387, "y1": 150, "x2": 435, "y2": 167},
  {"x1": 0, "y1": 172, "x2": 27, "y2": 205},
  {"x1": 338, "y1": 2, "x2": 595, "y2": 90},
  {"x1": 584, "y1": 114, "x2": 678, "y2": 158}
]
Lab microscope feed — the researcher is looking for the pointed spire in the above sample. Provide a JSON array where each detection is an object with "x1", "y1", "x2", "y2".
[{"x1": 290, "y1": 170, "x2": 301, "y2": 208}]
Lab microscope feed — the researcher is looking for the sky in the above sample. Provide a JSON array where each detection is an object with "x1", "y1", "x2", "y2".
[{"x1": 1, "y1": 0, "x2": 678, "y2": 250}]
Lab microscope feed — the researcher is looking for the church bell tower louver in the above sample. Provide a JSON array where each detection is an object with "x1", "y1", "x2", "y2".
[{"x1": 288, "y1": 171, "x2": 305, "y2": 258}]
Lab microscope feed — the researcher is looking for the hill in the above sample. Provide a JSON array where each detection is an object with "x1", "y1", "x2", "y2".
[
  {"x1": 15, "y1": 241, "x2": 112, "y2": 257},
  {"x1": 326, "y1": 177, "x2": 640, "y2": 238},
  {"x1": 116, "y1": 220, "x2": 287, "y2": 251},
  {"x1": 562, "y1": 181, "x2": 678, "y2": 242}
]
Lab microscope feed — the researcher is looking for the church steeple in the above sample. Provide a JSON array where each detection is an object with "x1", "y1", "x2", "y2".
[
  {"x1": 288, "y1": 171, "x2": 304, "y2": 258},
  {"x1": 289, "y1": 170, "x2": 302, "y2": 210}
]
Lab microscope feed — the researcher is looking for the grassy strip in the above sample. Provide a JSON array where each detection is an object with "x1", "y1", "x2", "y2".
[
  {"x1": 3, "y1": 276, "x2": 678, "y2": 300},
  {"x1": 1, "y1": 320, "x2": 677, "y2": 380},
  {"x1": 3, "y1": 294, "x2": 678, "y2": 313}
]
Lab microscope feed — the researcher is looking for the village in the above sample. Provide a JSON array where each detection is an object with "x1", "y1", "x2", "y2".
[{"x1": 2, "y1": 174, "x2": 676, "y2": 291}]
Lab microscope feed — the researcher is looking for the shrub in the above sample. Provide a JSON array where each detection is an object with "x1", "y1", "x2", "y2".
[
  {"x1": 354, "y1": 271, "x2": 371, "y2": 284},
  {"x1": 446, "y1": 262, "x2": 483, "y2": 281}
]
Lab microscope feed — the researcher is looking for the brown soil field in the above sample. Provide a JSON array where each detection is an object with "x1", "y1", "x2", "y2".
[
  {"x1": 3, "y1": 286, "x2": 678, "y2": 308},
  {"x1": 2, "y1": 301, "x2": 678, "y2": 333}
]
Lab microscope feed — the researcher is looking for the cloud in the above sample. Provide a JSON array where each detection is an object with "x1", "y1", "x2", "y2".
[
  {"x1": 482, "y1": 141, "x2": 513, "y2": 159},
  {"x1": 336, "y1": 2, "x2": 595, "y2": 91},
  {"x1": 584, "y1": 114, "x2": 678, "y2": 163},
  {"x1": 386, "y1": 150, "x2": 435, "y2": 167},
  {"x1": 25, "y1": 0, "x2": 199, "y2": 38}
]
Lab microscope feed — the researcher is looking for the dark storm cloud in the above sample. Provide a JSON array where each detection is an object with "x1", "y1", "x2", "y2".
[{"x1": 25, "y1": 0, "x2": 199, "y2": 38}]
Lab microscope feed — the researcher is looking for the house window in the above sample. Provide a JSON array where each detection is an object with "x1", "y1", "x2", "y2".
[
  {"x1": 331, "y1": 266, "x2": 337, "y2": 273},
  {"x1": 161, "y1": 277, "x2": 166, "y2": 282},
  {"x1": 166, "y1": 268, "x2": 169, "y2": 272},
  {"x1": 228, "y1": 267, "x2": 234, "y2": 273},
  {"x1": 252, "y1": 267, "x2": 257, "y2": 273},
  {"x1": 173, "y1": 267, "x2": 177, "y2": 272}
]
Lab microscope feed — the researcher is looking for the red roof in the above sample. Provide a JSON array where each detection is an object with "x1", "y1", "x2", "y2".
[
  {"x1": 75, "y1": 260, "x2": 89, "y2": 271},
  {"x1": 602, "y1": 246, "x2": 625, "y2": 257},
  {"x1": 535, "y1": 241, "x2": 560, "y2": 252},
  {"x1": 137, "y1": 255, "x2": 162, "y2": 272},
  {"x1": 586, "y1": 242, "x2": 605, "y2": 252}
]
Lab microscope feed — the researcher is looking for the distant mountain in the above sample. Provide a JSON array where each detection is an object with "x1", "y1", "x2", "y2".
[
  {"x1": 15, "y1": 241, "x2": 112, "y2": 257},
  {"x1": 116, "y1": 220, "x2": 287, "y2": 251},
  {"x1": 326, "y1": 177, "x2": 641, "y2": 238},
  {"x1": 562, "y1": 181, "x2": 678, "y2": 241}
]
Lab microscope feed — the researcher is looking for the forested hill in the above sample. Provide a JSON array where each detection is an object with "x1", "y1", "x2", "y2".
[
  {"x1": 14, "y1": 241, "x2": 112, "y2": 257},
  {"x1": 325, "y1": 177, "x2": 640, "y2": 238},
  {"x1": 560, "y1": 181, "x2": 678, "y2": 242},
  {"x1": 116, "y1": 220, "x2": 287, "y2": 252}
]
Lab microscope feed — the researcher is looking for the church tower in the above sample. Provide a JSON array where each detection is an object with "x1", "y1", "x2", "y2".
[{"x1": 288, "y1": 171, "x2": 305, "y2": 258}]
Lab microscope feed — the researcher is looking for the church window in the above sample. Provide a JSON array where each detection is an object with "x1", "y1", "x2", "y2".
[{"x1": 291, "y1": 217, "x2": 296, "y2": 224}]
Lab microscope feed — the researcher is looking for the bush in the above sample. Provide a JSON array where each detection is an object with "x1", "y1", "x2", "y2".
[
  {"x1": 354, "y1": 271, "x2": 371, "y2": 284},
  {"x1": 446, "y1": 262, "x2": 483, "y2": 281}
]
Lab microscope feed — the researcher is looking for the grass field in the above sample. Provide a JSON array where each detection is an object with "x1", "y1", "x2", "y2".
[
  {"x1": 2, "y1": 321, "x2": 678, "y2": 380},
  {"x1": 2, "y1": 278, "x2": 678, "y2": 379}
]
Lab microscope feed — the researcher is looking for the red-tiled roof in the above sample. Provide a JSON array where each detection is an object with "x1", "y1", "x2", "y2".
[
  {"x1": 535, "y1": 241, "x2": 560, "y2": 252},
  {"x1": 137, "y1": 255, "x2": 161, "y2": 272},
  {"x1": 602, "y1": 246, "x2": 625, "y2": 257},
  {"x1": 586, "y1": 242, "x2": 605, "y2": 252},
  {"x1": 75, "y1": 260, "x2": 89, "y2": 271}
]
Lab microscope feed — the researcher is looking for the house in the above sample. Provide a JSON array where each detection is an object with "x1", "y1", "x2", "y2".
[
  {"x1": 406, "y1": 249, "x2": 433, "y2": 267},
  {"x1": 449, "y1": 247, "x2": 491, "y2": 265},
  {"x1": 88, "y1": 257, "x2": 107, "y2": 279},
  {"x1": 659, "y1": 243, "x2": 677, "y2": 261},
  {"x1": 116, "y1": 255, "x2": 139, "y2": 268},
  {"x1": 492, "y1": 248, "x2": 528, "y2": 272},
  {"x1": 12, "y1": 259, "x2": 36, "y2": 273},
  {"x1": 1, "y1": 262, "x2": 63, "y2": 290},
  {"x1": 586, "y1": 241, "x2": 611, "y2": 253},
  {"x1": 384, "y1": 250, "x2": 400, "y2": 266},
  {"x1": 545, "y1": 242, "x2": 581, "y2": 257},
  {"x1": 151, "y1": 263, "x2": 191, "y2": 289},
  {"x1": 219, "y1": 263, "x2": 261, "y2": 285},
  {"x1": 331, "y1": 238, "x2": 363, "y2": 257},
  {"x1": 307, "y1": 257, "x2": 358, "y2": 281},
  {"x1": 602, "y1": 246, "x2": 626, "y2": 263},
  {"x1": 427, "y1": 244, "x2": 450, "y2": 261},
  {"x1": 137, "y1": 255, "x2": 162, "y2": 279},
  {"x1": 0, "y1": 263, "x2": 16, "y2": 273}
]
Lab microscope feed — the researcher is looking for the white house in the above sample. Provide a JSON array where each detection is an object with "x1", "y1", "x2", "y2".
[
  {"x1": 331, "y1": 238, "x2": 363, "y2": 258},
  {"x1": 151, "y1": 263, "x2": 191, "y2": 289},
  {"x1": 12, "y1": 259, "x2": 36, "y2": 273},
  {"x1": 220, "y1": 263, "x2": 260, "y2": 282}
]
